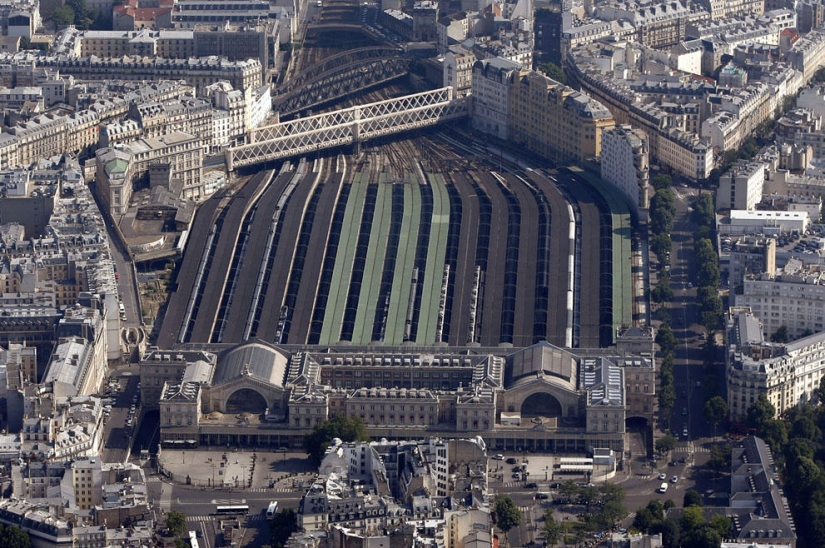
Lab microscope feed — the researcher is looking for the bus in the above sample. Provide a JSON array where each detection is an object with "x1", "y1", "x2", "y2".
[
  {"x1": 215, "y1": 504, "x2": 249, "y2": 515},
  {"x1": 266, "y1": 501, "x2": 278, "y2": 519},
  {"x1": 189, "y1": 531, "x2": 200, "y2": 548}
]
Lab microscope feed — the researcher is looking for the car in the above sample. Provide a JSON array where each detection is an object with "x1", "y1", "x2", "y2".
[
  {"x1": 512, "y1": 473, "x2": 521, "y2": 479},
  {"x1": 526, "y1": 482, "x2": 538, "y2": 489},
  {"x1": 682, "y1": 407, "x2": 687, "y2": 416},
  {"x1": 687, "y1": 282, "x2": 693, "y2": 288},
  {"x1": 513, "y1": 466, "x2": 522, "y2": 473},
  {"x1": 536, "y1": 493, "x2": 550, "y2": 500},
  {"x1": 493, "y1": 454, "x2": 504, "y2": 460},
  {"x1": 671, "y1": 476, "x2": 678, "y2": 483},
  {"x1": 695, "y1": 381, "x2": 701, "y2": 387},
  {"x1": 705, "y1": 489, "x2": 715, "y2": 496},
  {"x1": 276, "y1": 447, "x2": 289, "y2": 452},
  {"x1": 678, "y1": 457, "x2": 687, "y2": 463},
  {"x1": 658, "y1": 473, "x2": 667, "y2": 480},
  {"x1": 618, "y1": 528, "x2": 627, "y2": 534},
  {"x1": 506, "y1": 457, "x2": 518, "y2": 464},
  {"x1": 668, "y1": 461, "x2": 677, "y2": 466}
]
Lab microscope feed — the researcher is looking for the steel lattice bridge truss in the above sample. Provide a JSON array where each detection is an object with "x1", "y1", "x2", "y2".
[
  {"x1": 226, "y1": 87, "x2": 468, "y2": 170},
  {"x1": 273, "y1": 47, "x2": 410, "y2": 118}
]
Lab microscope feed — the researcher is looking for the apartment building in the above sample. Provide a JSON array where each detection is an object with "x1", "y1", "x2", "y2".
[
  {"x1": 36, "y1": 55, "x2": 262, "y2": 95},
  {"x1": 735, "y1": 258, "x2": 825, "y2": 339},
  {"x1": 657, "y1": 127, "x2": 714, "y2": 180},
  {"x1": 95, "y1": 130, "x2": 204, "y2": 216},
  {"x1": 726, "y1": 307, "x2": 825, "y2": 422},
  {"x1": 717, "y1": 159, "x2": 767, "y2": 211},
  {"x1": 471, "y1": 57, "x2": 519, "y2": 140},
  {"x1": 508, "y1": 69, "x2": 615, "y2": 164},
  {"x1": 601, "y1": 125, "x2": 651, "y2": 212},
  {"x1": 595, "y1": 0, "x2": 693, "y2": 49}
]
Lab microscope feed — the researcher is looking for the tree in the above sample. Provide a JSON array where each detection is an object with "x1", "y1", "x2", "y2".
[
  {"x1": 691, "y1": 193, "x2": 715, "y2": 228},
  {"x1": 304, "y1": 415, "x2": 370, "y2": 465},
  {"x1": 708, "y1": 514, "x2": 731, "y2": 538},
  {"x1": 543, "y1": 508, "x2": 562, "y2": 546},
  {"x1": 51, "y1": 5, "x2": 75, "y2": 25},
  {"x1": 600, "y1": 500, "x2": 628, "y2": 529},
  {"x1": 680, "y1": 505, "x2": 706, "y2": 534},
  {"x1": 579, "y1": 485, "x2": 599, "y2": 506},
  {"x1": 703, "y1": 396, "x2": 728, "y2": 437},
  {"x1": 771, "y1": 325, "x2": 789, "y2": 343},
  {"x1": 707, "y1": 444, "x2": 732, "y2": 471},
  {"x1": 683, "y1": 489, "x2": 704, "y2": 507},
  {"x1": 538, "y1": 61, "x2": 567, "y2": 84},
  {"x1": 652, "y1": 173, "x2": 672, "y2": 191},
  {"x1": 819, "y1": 375, "x2": 825, "y2": 405},
  {"x1": 659, "y1": 384, "x2": 676, "y2": 412},
  {"x1": 633, "y1": 507, "x2": 656, "y2": 533},
  {"x1": 655, "y1": 434, "x2": 677, "y2": 455},
  {"x1": 651, "y1": 232, "x2": 672, "y2": 262},
  {"x1": 166, "y1": 511, "x2": 187, "y2": 538},
  {"x1": 656, "y1": 324, "x2": 678, "y2": 355},
  {"x1": 652, "y1": 278, "x2": 674, "y2": 303},
  {"x1": 746, "y1": 394, "x2": 775, "y2": 430},
  {"x1": 599, "y1": 482, "x2": 625, "y2": 505},
  {"x1": 494, "y1": 495, "x2": 522, "y2": 535},
  {"x1": 792, "y1": 416, "x2": 822, "y2": 442},
  {"x1": 559, "y1": 480, "x2": 580, "y2": 503},
  {"x1": 694, "y1": 239, "x2": 720, "y2": 288},
  {"x1": 646, "y1": 499, "x2": 665, "y2": 521},
  {"x1": 758, "y1": 419, "x2": 788, "y2": 453},
  {"x1": 659, "y1": 516, "x2": 680, "y2": 548},
  {"x1": 269, "y1": 508, "x2": 297, "y2": 548},
  {"x1": 0, "y1": 524, "x2": 32, "y2": 548}
]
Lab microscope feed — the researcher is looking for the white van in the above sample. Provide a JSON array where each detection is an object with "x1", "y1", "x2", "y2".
[{"x1": 658, "y1": 483, "x2": 668, "y2": 494}]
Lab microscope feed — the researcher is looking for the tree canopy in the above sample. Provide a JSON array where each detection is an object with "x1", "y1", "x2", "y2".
[
  {"x1": 0, "y1": 525, "x2": 31, "y2": 548},
  {"x1": 269, "y1": 508, "x2": 297, "y2": 548},
  {"x1": 703, "y1": 396, "x2": 728, "y2": 434},
  {"x1": 683, "y1": 490, "x2": 704, "y2": 508},
  {"x1": 538, "y1": 62, "x2": 567, "y2": 84},
  {"x1": 304, "y1": 415, "x2": 370, "y2": 465},
  {"x1": 655, "y1": 434, "x2": 677, "y2": 454},
  {"x1": 166, "y1": 511, "x2": 187, "y2": 538},
  {"x1": 494, "y1": 495, "x2": 522, "y2": 533}
]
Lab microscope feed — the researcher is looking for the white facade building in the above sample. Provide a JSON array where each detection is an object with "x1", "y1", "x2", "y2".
[
  {"x1": 601, "y1": 125, "x2": 650, "y2": 212},
  {"x1": 717, "y1": 160, "x2": 767, "y2": 211},
  {"x1": 471, "y1": 58, "x2": 521, "y2": 140},
  {"x1": 735, "y1": 258, "x2": 825, "y2": 339}
]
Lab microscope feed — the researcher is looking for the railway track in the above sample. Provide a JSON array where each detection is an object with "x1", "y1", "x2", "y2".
[{"x1": 165, "y1": 133, "x2": 629, "y2": 349}]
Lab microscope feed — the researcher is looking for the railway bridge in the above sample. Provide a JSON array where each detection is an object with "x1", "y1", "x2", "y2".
[
  {"x1": 273, "y1": 47, "x2": 413, "y2": 117},
  {"x1": 227, "y1": 87, "x2": 467, "y2": 170}
]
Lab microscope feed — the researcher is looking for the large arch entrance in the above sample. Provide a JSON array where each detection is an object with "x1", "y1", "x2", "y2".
[
  {"x1": 226, "y1": 388, "x2": 268, "y2": 414},
  {"x1": 521, "y1": 392, "x2": 563, "y2": 418}
]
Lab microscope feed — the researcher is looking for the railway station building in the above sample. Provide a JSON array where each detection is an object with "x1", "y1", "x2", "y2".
[{"x1": 147, "y1": 334, "x2": 656, "y2": 454}]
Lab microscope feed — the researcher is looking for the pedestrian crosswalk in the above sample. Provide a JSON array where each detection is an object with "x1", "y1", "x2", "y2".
[
  {"x1": 146, "y1": 477, "x2": 162, "y2": 483},
  {"x1": 675, "y1": 444, "x2": 710, "y2": 453},
  {"x1": 186, "y1": 514, "x2": 266, "y2": 523}
]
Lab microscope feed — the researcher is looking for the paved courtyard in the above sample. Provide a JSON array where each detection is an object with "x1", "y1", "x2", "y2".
[{"x1": 158, "y1": 449, "x2": 317, "y2": 490}]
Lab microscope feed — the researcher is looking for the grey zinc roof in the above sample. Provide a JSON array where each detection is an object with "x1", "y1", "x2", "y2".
[{"x1": 213, "y1": 341, "x2": 288, "y2": 387}]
